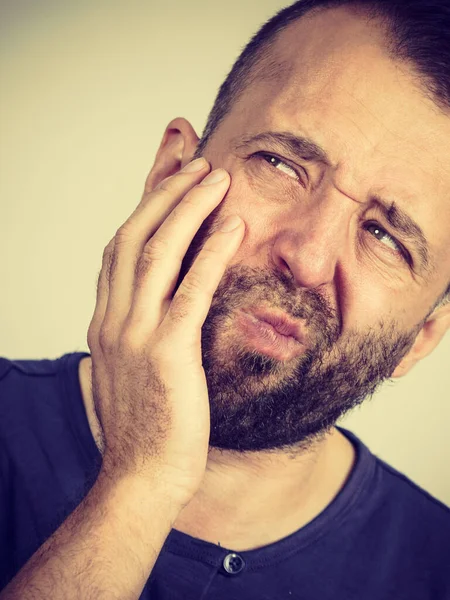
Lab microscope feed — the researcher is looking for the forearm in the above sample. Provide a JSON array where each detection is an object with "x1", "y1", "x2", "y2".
[{"x1": 1, "y1": 471, "x2": 181, "y2": 600}]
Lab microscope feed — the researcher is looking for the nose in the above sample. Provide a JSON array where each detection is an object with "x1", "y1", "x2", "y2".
[{"x1": 271, "y1": 189, "x2": 351, "y2": 290}]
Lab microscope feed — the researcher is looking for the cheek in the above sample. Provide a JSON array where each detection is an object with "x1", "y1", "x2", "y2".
[
  {"x1": 339, "y1": 272, "x2": 412, "y2": 334},
  {"x1": 228, "y1": 216, "x2": 272, "y2": 268},
  {"x1": 223, "y1": 175, "x2": 281, "y2": 264}
]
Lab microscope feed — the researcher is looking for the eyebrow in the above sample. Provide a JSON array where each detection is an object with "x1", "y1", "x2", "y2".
[
  {"x1": 233, "y1": 131, "x2": 334, "y2": 168},
  {"x1": 373, "y1": 198, "x2": 430, "y2": 271},
  {"x1": 233, "y1": 130, "x2": 431, "y2": 273}
]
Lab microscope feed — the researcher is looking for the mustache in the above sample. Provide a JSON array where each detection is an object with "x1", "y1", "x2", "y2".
[
  {"x1": 290, "y1": 287, "x2": 340, "y2": 350},
  {"x1": 215, "y1": 265, "x2": 341, "y2": 352}
]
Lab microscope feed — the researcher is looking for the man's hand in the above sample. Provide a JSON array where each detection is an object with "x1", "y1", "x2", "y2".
[
  {"x1": 0, "y1": 159, "x2": 245, "y2": 600},
  {"x1": 87, "y1": 157, "x2": 244, "y2": 506}
]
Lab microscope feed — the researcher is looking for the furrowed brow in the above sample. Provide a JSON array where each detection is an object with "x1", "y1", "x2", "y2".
[
  {"x1": 233, "y1": 131, "x2": 334, "y2": 168},
  {"x1": 233, "y1": 131, "x2": 432, "y2": 274}
]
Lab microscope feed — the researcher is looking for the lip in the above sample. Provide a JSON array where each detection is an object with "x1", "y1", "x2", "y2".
[
  {"x1": 242, "y1": 307, "x2": 306, "y2": 345},
  {"x1": 236, "y1": 309, "x2": 307, "y2": 361}
]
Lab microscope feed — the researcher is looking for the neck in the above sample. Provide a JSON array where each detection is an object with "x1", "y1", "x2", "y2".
[
  {"x1": 78, "y1": 356, "x2": 356, "y2": 551},
  {"x1": 173, "y1": 427, "x2": 355, "y2": 551}
]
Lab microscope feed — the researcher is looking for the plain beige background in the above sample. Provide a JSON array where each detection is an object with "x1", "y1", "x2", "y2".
[{"x1": 1, "y1": 0, "x2": 449, "y2": 505}]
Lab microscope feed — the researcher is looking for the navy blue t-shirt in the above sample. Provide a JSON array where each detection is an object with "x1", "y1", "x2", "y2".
[{"x1": 0, "y1": 352, "x2": 449, "y2": 599}]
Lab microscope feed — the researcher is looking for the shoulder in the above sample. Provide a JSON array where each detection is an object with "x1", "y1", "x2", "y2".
[
  {"x1": 0, "y1": 355, "x2": 64, "y2": 383},
  {"x1": 341, "y1": 428, "x2": 450, "y2": 556},
  {"x1": 367, "y1": 451, "x2": 450, "y2": 572},
  {"x1": 0, "y1": 352, "x2": 89, "y2": 436},
  {"x1": 376, "y1": 455, "x2": 449, "y2": 519},
  {"x1": 340, "y1": 428, "x2": 450, "y2": 597}
]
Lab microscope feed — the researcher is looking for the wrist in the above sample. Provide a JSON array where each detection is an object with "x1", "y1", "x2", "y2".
[{"x1": 96, "y1": 464, "x2": 192, "y2": 520}]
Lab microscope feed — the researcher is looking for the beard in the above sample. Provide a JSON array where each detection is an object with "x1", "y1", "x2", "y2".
[{"x1": 175, "y1": 201, "x2": 421, "y2": 455}]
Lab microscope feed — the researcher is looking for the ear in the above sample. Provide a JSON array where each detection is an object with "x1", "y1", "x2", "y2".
[
  {"x1": 392, "y1": 302, "x2": 450, "y2": 378},
  {"x1": 144, "y1": 117, "x2": 200, "y2": 193}
]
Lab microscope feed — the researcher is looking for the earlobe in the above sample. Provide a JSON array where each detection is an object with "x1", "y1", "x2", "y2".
[
  {"x1": 144, "y1": 117, "x2": 201, "y2": 193},
  {"x1": 391, "y1": 303, "x2": 450, "y2": 378}
]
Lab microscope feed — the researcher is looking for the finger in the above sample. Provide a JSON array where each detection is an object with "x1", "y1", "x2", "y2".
[
  {"x1": 165, "y1": 214, "x2": 244, "y2": 344},
  {"x1": 87, "y1": 236, "x2": 115, "y2": 353},
  {"x1": 104, "y1": 158, "x2": 210, "y2": 327},
  {"x1": 126, "y1": 169, "x2": 233, "y2": 334}
]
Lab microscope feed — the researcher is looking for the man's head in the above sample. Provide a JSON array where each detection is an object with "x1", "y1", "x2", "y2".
[{"x1": 145, "y1": 0, "x2": 450, "y2": 454}]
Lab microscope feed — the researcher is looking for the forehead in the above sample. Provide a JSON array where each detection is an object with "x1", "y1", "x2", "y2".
[{"x1": 216, "y1": 6, "x2": 450, "y2": 286}]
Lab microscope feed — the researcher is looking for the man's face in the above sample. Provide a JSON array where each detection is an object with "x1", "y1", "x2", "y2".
[{"x1": 177, "y1": 7, "x2": 450, "y2": 453}]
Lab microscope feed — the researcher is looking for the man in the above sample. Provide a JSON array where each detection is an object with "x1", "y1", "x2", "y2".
[{"x1": 1, "y1": 0, "x2": 450, "y2": 598}]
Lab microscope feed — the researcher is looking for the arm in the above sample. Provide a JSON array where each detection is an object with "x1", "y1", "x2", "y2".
[
  {"x1": 1, "y1": 473, "x2": 180, "y2": 600},
  {"x1": 1, "y1": 157, "x2": 244, "y2": 599}
]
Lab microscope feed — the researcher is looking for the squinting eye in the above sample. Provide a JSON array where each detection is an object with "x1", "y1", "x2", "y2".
[
  {"x1": 259, "y1": 153, "x2": 300, "y2": 181},
  {"x1": 365, "y1": 222, "x2": 408, "y2": 260}
]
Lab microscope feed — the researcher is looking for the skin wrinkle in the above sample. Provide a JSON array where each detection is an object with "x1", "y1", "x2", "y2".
[
  {"x1": 336, "y1": 90, "x2": 448, "y2": 271},
  {"x1": 234, "y1": 130, "x2": 431, "y2": 275}
]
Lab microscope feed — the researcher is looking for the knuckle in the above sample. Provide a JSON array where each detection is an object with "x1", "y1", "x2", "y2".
[
  {"x1": 156, "y1": 176, "x2": 175, "y2": 194},
  {"x1": 98, "y1": 323, "x2": 117, "y2": 354},
  {"x1": 177, "y1": 193, "x2": 199, "y2": 212},
  {"x1": 182, "y1": 271, "x2": 204, "y2": 294},
  {"x1": 115, "y1": 223, "x2": 134, "y2": 244},
  {"x1": 144, "y1": 235, "x2": 169, "y2": 261},
  {"x1": 87, "y1": 321, "x2": 99, "y2": 351},
  {"x1": 199, "y1": 243, "x2": 221, "y2": 259}
]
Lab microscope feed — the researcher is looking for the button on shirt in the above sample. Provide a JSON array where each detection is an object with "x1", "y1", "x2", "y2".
[{"x1": 222, "y1": 553, "x2": 245, "y2": 575}]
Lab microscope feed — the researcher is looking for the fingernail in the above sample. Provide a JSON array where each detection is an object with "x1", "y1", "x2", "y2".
[
  {"x1": 220, "y1": 215, "x2": 242, "y2": 232},
  {"x1": 200, "y1": 169, "x2": 228, "y2": 185},
  {"x1": 182, "y1": 158, "x2": 208, "y2": 173}
]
